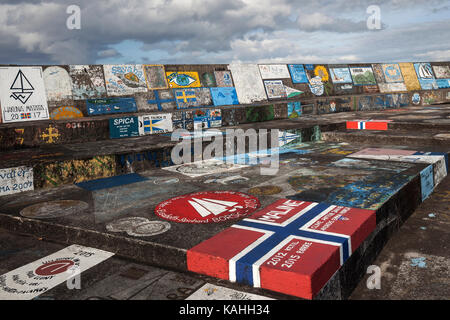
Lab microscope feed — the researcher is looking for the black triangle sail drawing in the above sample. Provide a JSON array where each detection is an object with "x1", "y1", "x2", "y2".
[{"x1": 10, "y1": 69, "x2": 35, "y2": 104}]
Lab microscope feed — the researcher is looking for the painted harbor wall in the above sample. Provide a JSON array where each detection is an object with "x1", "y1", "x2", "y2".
[{"x1": 0, "y1": 62, "x2": 449, "y2": 151}]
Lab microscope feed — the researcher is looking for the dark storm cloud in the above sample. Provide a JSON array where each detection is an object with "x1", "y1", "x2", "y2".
[{"x1": 0, "y1": 0, "x2": 448, "y2": 64}]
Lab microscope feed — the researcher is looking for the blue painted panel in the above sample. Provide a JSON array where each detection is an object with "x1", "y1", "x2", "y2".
[
  {"x1": 76, "y1": 173, "x2": 148, "y2": 191},
  {"x1": 109, "y1": 116, "x2": 139, "y2": 139},
  {"x1": 210, "y1": 87, "x2": 239, "y2": 106},
  {"x1": 87, "y1": 97, "x2": 137, "y2": 115},
  {"x1": 420, "y1": 165, "x2": 434, "y2": 201},
  {"x1": 288, "y1": 64, "x2": 308, "y2": 83}
]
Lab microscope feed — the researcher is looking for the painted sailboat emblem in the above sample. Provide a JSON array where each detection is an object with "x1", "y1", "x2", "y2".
[
  {"x1": 418, "y1": 64, "x2": 433, "y2": 79},
  {"x1": 188, "y1": 198, "x2": 242, "y2": 217},
  {"x1": 10, "y1": 69, "x2": 34, "y2": 104}
]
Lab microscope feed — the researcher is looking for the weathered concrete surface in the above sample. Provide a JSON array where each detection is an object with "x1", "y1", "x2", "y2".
[
  {"x1": 0, "y1": 139, "x2": 445, "y2": 299},
  {"x1": 0, "y1": 104, "x2": 449, "y2": 300},
  {"x1": 350, "y1": 175, "x2": 450, "y2": 300},
  {"x1": 0, "y1": 228, "x2": 288, "y2": 300}
]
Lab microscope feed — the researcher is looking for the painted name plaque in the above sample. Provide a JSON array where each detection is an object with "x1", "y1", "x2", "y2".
[{"x1": 0, "y1": 67, "x2": 49, "y2": 123}]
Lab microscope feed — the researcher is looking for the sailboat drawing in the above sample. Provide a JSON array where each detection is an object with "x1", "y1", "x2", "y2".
[
  {"x1": 10, "y1": 69, "x2": 34, "y2": 104},
  {"x1": 418, "y1": 64, "x2": 433, "y2": 79}
]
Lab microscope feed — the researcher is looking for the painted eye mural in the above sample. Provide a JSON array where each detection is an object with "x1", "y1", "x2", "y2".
[{"x1": 166, "y1": 71, "x2": 201, "y2": 88}]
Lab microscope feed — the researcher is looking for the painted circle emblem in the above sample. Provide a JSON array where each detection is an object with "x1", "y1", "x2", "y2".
[
  {"x1": 154, "y1": 191, "x2": 260, "y2": 224},
  {"x1": 35, "y1": 259, "x2": 76, "y2": 276},
  {"x1": 412, "y1": 93, "x2": 420, "y2": 105},
  {"x1": 20, "y1": 200, "x2": 89, "y2": 219}
]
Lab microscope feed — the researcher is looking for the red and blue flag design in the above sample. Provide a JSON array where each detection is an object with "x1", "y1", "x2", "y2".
[
  {"x1": 346, "y1": 120, "x2": 391, "y2": 130},
  {"x1": 20, "y1": 113, "x2": 31, "y2": 119},
  {"x1": 188, "y1": 199, "x2": 376, "y2": 299}
]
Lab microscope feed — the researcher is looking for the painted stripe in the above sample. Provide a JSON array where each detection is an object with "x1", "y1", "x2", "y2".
[{"x1": 228, "y1": 225, "x2": 274, "y2": 283}]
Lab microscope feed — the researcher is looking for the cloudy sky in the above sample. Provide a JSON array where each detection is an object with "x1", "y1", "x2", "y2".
[{"x1": 1, "y1": 0, "x2": 449, "y2": 65}]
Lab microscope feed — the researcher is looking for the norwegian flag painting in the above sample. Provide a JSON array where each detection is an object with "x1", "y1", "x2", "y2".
[
  {"x1": 187, "y1": 199, "x2": 376, "y2": 299},
  {"x1": 346, "y1": 120, "x2": 391, "y2": 130}
]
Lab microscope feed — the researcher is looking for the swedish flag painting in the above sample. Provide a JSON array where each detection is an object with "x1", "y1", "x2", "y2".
[{"x1": 138, "y1": 113, "x2": 173, "y2": 135}]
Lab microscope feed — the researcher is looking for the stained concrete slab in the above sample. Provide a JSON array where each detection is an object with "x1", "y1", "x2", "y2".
[
  {"x1": 350, "y1": 176, "x2": 450, "y2": 300},
  {"x1": 0, "y1": 139, "x2": 445, "y2": 299},
  {"x1": 0, "y1": 104, "x2": 449, "y2": 300}
]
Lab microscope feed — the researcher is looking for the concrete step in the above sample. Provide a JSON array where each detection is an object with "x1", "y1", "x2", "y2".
[{"x1": 0, "y1": 140, "x2": 448, "y2": 299}]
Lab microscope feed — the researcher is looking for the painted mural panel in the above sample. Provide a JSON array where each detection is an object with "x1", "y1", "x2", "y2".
[
  {"x1": 431, "y1": 64, "x2": 450, "y2": 89},
  {"x1": 135, "y1": 89, "x2": 177, "y2": 112},
  {"x1": 200, "y1": 72, "x2": 217, "y2": 87},
  {"x1": 214, "y1": 71, "x2": 234, "y2": 87},
  {"x1": 0, "y1": 66, "x2": 50, "y2": 123},
  {"x1": 287, "y1": 101, "x2": 301, "y2": 118},
  {"x1": 49, "y1": 106, "x2": 84, "y2": 120},
  {"x1": 329, "y1": 65, "x2": 355, "y2": 95},
  {"x1": 349, "y1": 66, "x2": 377, "y2": 85},
  {"x1": 305, "y1": 64, "x2": 333, "y2": 96},
  {"x1": 174, "y1": 88, "x2": 213, "y2": 109},
  {"x1": 0, "y1": 166, "x2": 33, "y2": 196},
  {"x1": 414, "y1": 63, "x2": 438, "y2": 90},
  {"x1": 104, "y1": 64, "x2": 148, "y2": 96},
  {"x1": 34, "y1": 155, "x2": 117, "y2": 189},
  {"x1": 210, "y1": 87, "x2": 239, "y2": 106},
  {"x1": 69, "y1": 65, "x2": 107, "y2": 100},
  {"x1": 287, "y1": 64, "x2": 308, "y2": 83},
  {"x1": 143, "y1": 64, "x2": 168, "y2": 89},
  {"x1": 193, "y1": 108, "x2": 222, "y2": 129},
  {"x1": 264, "y1": 80, "x2": 287, "y2": 99},
  {"x1": 138, "y1": 113, "x2": 173, "y2": 135},
  {"x1": 258, "y1": 64, "x2": 291, "y2": 79},
  {"x1": 166, "y1": 71, "x2": 201, "y2": 88},
  {"x1": 86, "y1": 97, "x2": 138, "y2": 115},
  {"x1": 109, "y1": 116, "x2": 139, "y2": 139},
  {"x1": 172, "y1": 110, "x2": 194, "y2": 130},
  {"x1": 329, "y1": 67, "x2": 353, "y2": 84},
  {"x1": 432, "y1": 65, "x2": 450, "y2": 79},
  {"x1": 382, "y1": 64, "x2": 404, "y2": 83},
  {"x1": 228, "y1": 64, "x2": 267, "y2": 104},
  {"x1": 399, "y1": 62, "x2": 421, "y2": 91},
  {"x1": 43, "y1": 66, "x2": 73, "y2": 102}
]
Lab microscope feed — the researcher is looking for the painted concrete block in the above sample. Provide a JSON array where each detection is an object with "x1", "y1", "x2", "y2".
[
  {"x1": 138, "y1": 113, "x2": 173, "y2": 135},
  {"x1": 69, "y1": 65, "x2": 107, "y2": 100},
  {"x1": 87, "y1": 97, "x2": 137, "y2": 115},
  {"x1": 210, "y1": 87, "x2": 239, "y2": 106},
  {"x1": 414, "y1": 63, "x2": 438, "y2": 90},
  {"x1": 166, "y1": 71, "x2": 201, "y2": 88},
  {"x1": 214, "y1": 71, "x2": 234, "y2": 87},
  {"x1": 258, "y1": 64, "x2": 291, "y2": 79},
  {"x1": 143, "y1": 64, "x2": 168, "y2": 89},
  {"x1": 187, "y1": 199, "x2": 376, "y2": 299},
  {"x1": 109, "y1": 116, "x2": 139, "y2": 139},
  {"x1": 0, "y1": 66, "x2": 50, "y2": 123},
  {"x1": 228, "y1": 64, "x2": 267, "y2": 104},
  {"x1": 104, "y1": 64, "x2": 148, "y2": 96},
  {"x1": 346, "y1": 120, "x2": 391, "y2": 130},
  {"x1": 0, "y1": 166, "x2": 33, "y2": 196},
  {"x1": 174, "y1": 88, "x2": 213, "y2": 109}
]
